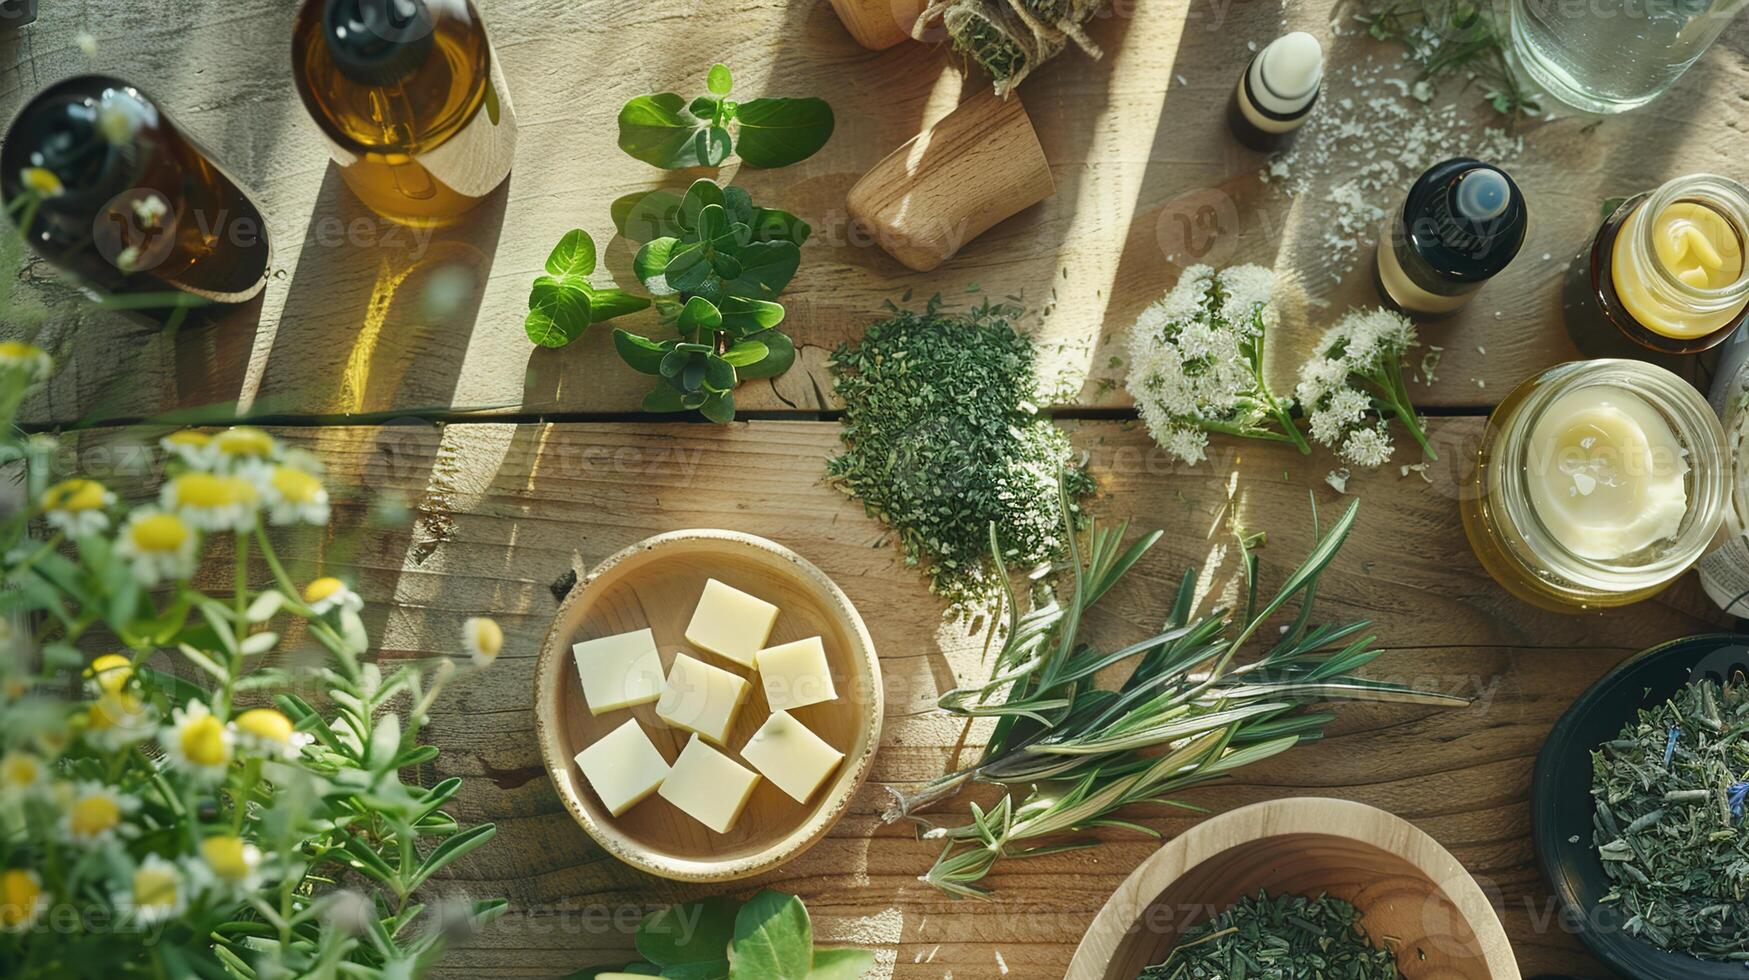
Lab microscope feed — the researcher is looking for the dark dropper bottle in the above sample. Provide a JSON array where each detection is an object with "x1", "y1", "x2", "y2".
[{"x1": 1374, "y1": 157, "x2": 1527, "y2": 318}]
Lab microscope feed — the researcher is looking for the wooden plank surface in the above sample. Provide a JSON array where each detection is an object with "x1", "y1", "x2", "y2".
[
  {"x1": 4, "y1": 0, "x2": 1746, "y2": 426},
  {"x1": 67, "y1": 417, "x2": 1731, "y2": 978}
]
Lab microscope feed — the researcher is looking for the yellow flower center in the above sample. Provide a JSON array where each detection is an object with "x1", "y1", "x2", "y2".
[
  {"x1": 162, "y1": 430, "x2": 210, "y2": 449},
  {"x1": 235, "y1": 708, "x2": 294, "y2": 745},
  {"x1": 214, "y1": 427, "x2": 276, "y2": 458},
  {"x1": 303, "y1": 577, "x2": 345, "y2": 604},
  {"x1": 132, "y1": 865, "x2": 178, "y2": 910},
  {"x1": 69, "y1": 794, "x2": 121, "y2": 837},
  {"x1": 199, "y1": 836, "x2": 256, "y2": 881},
  {"x1": 179, "y1": 714, "x2": 230, "y2": 768},
  {"x1": 468, "y1": 618, "x2": 503, "y2": 658},
  {"x1": 42, "y1": 479, "x2": 106, "y2": 512},
  {"x1": 129, "y1": 513, "x2": 191, "y2": 552},
  {"x1": 87, "y1": 693, "x2": 144, "y2": 732},
  {"x1": 0, "y1": 753, "x2": 40, "y2": 788},
  {"x1": 170, "y1": 473, "x2": 256, "y2": 509},
  {"x1": 0, "y1": 340, "x2": 45, "y2": 362},
  {"x1": 20, "y1": 167, "x2": 63, "y2": 197},
  {"x1": 87, "y1": 654, "x2": 133, "y2": 695},
  {"x1": 0, "y1": 870, "x2": 41, "y2": 929},
  {"x1": 270, "y1": 467, "x2": 323, "y2": 504}
]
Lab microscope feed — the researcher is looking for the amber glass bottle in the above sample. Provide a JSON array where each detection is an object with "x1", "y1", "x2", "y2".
[
  {"x1": 0, "y1": 75, "x2": 272, "y2": 305},
  {"x1": 292, "y1": 0, "x2": 517, "y2": 227}
]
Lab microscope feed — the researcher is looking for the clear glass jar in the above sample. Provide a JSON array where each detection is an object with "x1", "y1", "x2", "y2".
[
  {"x1": 1564, "y1": 174, "x2": 1749, "y2": 355},
  {"x1": 1462, "y1": 359, "x2": 1728, "y2": 612},
  {"x1": 1508, "y1": 0, "x2": 1748, "y2": 114}
]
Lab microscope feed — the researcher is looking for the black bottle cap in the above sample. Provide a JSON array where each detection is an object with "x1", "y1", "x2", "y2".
[
  {"x1": 1400, "y1": 157, "x2": 1528, "y2": 284},
  {"x1": 322, "y1": 0, "x2": 435, "y2": 87}
]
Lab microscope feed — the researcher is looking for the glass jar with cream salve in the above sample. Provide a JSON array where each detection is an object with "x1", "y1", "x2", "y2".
[{"x1": 1462, "y1": 360, "x2": 1728, "y2": 612}]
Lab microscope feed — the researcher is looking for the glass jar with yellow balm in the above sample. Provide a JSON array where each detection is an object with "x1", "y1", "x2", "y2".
[
  {"x1": 1462, "y1": 360, "x2": 1728, "y2": 612},
  {"x1": 1565, "y1": 174, "x2": 1749, "y2": 354}
]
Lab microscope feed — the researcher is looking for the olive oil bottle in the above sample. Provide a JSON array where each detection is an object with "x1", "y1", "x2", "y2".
[
  {"x1": 292, "y1": 0, "x2": 518, "y2": 227},
  {"x1": 0, "y1": 75, "x2": 272, "y2": 306}
]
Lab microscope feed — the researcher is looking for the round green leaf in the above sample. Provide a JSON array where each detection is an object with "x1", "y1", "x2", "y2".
[
  {"x1": 677, "y1": 295, "x2": 724, "y2": 334},
  {"x1": 734, "y1": 329, "x2": 796, "y2": 380},
  {"x1": 721, "y1": 339, "x2": 769, "y2": 367},
  {"x1": 525, "y1": 281, "x2": 592, "y2": 348},
  {"x1": 707, "y1": 63, "x2": 733, "y2": 97},
  {"x1": 730, "y1": 891, "x2": 812, "y2": 980},
  {"x1": 613, "y1": 330, "x2": 670, "y2": 375},
  {"x1": 545, "y1": 229, "x2": 596, "y2": 280},
  {"x1": 699, "y1": 389, "x2": 735, "y2": 423},
  {"x1": 723, "y1": 241, "x2": 800, "y2": 299},
  {"x1": 635, "y1": 896, "x2": 739, "y2": 968},
  {"x1": 642, "y1": 384, "x2": 686, "y2": 413},
  {"x1": 663, "y1": 243, "x2": 717, "y2": 296},
  {"x1": 612, "y1": 190, "x2": 683, "y2": 243},
  {"x1": 633, "y1": 237, "x2": 680, "y2": 295},
  {"x1": 807, "y1": 948, "x2": 876, "y2": 980},
  {"x1": 732, "y1": 98, "x2": 835, "y2": 169},
  {"x1": 704, "y1": 354, "x2": 735, "y2": 391},
  {"x1": 618, "y1": 93, "x2": 712, "y2": 169},
  {"x1": 680, "y1": 180, "x2": 727, "y2": 230},
  {"x1": 718, "y1": 297, "x2": 786, "y2": 333}
]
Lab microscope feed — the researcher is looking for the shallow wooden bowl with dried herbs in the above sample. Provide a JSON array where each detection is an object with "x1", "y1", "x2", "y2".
[
  {"x1": 1532, "y1": 634, "x2": 1749, "y2": 980},
  {"x1": 1066, "y1": 798, "x2": 1521, "y2": 980}
]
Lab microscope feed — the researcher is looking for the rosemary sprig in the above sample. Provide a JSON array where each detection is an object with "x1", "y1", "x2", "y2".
[
  {"x1": 1354, "y1": 0, "x2": 1541, "y2": 117},
  {"x1": 891, "y1": 480, "x2": 1467, "y2": 898}
]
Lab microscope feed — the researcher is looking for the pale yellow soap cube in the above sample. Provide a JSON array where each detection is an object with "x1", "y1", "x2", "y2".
[
  {"x1": 655, "y1": 652, "x2": 750, "y2": 744},
  {"x1": 658, "y1": 735, "x2": 760, "y2": 833},
  {"x1": 755, "y1": 636, "x2": 837, "y2": 712},
  {"x1": 740, "y1": 710, "x2": 845, "y2": 804},
  {"x1": 684, "y1": 578, "x2": 779, "y2": 668},
  {"x1": 572, "y1": 628, "x2": 664, "y2": 715},
  {"x1": 573, "y1": 718, "x2": 669, "y2": 817}
]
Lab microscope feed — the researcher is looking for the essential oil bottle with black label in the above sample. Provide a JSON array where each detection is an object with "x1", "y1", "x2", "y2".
[
  {"x1": 0, "y1": 75, "x2": 272, "y2": 307},
  {"x1": 1227, "y1": 32, "x2": 1323, "y2": 152},
  {"x1": 293, "y1": 0, "x2": 518, "y2": 227},
  {"x1": 1374, "y1": 158, "x2": 1526, "y2": 318}
]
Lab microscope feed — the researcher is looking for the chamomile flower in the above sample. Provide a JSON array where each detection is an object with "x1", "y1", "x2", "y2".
[
  {"x1": 19, "y1": 166, "x2": 64, "y2": 198},
  {"x1": 84, "y1": 692, "x2": 157, "y2": 751},
  {"x1": 0, "y1": 869, "x2": 48, "y2": 933},
  {"x1": 0, "y1": 750, "x2": 46, "y2": 795},
  {"x1": 41, "y1": 478, "x2": 114, "y2": 537},
  {"x1": 160, "y1": 701, "x2": 233, "y2": 783},
  {"x1": 211, "y1": 426, "x2": 280, "y2": 468},
  {"x1": 61, "y1": 781, "x2": 139, "y2": 847},
  {"x1": 118, "y1": 855, "x2": 186, "y2": 926},
  {"x1": 114, "y1": 507, "x2": 199, "y2": 585},
  {"x1": 159, "y1": 430, "x2": 215, "y2": 468},
  {"x1": 260, "y1": 464, "x2": 330, "y2": 526},
  {"x1": 85, "y1": 654, "x2": 134, "y2": 696},
  {"x1": 303, "y1": 577, "x2": 362, "y2": 615},
  {"x1": 190, "y1": 835, "x2": 264, "y2": 896},
  {"x1": 463, "y1": 617, "x2": 503, "y2": 668},
  {"x1": 0, "y1": 341, "x2": 52, "y2": 382},
  {"x1": 233, "y1": 707, "x2": 311, "y2": 760},
  {"x1": 161, "y1": 472, "x2": 259, "y2": 532}
]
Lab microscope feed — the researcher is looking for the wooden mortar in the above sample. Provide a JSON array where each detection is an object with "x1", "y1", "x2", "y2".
[
  {"x1": 847, "y1": 88, "x2": 1055, "y2": 273},
  {"x1": 827, "y1": 0, "x2": 927, "y2": 50}
]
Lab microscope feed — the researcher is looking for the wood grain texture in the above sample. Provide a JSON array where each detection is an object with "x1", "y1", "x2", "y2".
[
  {"x1": 533, "y1": 529, "x2": 883, "y2": 882},
  {"x1": 1067, "y1": 798, "x2": 1520, "y2": 980},
  {"x1": 4, "y1": 0, "x2": 1746, "y2": 426},
  {"x1": 61, "y1": 417, "x2": 1730, "y2": 978}
]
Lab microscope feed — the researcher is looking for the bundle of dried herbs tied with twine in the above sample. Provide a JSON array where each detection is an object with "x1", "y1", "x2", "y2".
[{"x1": 915, "y1": 0, "x2": 1109, "y2": 95}]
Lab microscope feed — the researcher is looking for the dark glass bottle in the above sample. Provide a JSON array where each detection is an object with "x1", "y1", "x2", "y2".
[
  {"x1": 292, "y1": 0, "x2": 518, "y2": 227},
  {"x1": 1374, "y1": 158, "x2": 1526, "y2": 318},
  {"x1": 0, "y1": 75, "x2": 272, "y2": 305}
]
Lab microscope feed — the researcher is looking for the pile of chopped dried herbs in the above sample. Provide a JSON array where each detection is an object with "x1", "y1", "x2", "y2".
[
  {"x1": 1590, "y1": 677, "x2": 1749, "y2": 960},
  {"x1": 1141, "y1": 891, "x2": 1400, "y2": 979},
  {"x1": 826, "y1": 295, "x2": 1093, "y2": 610}
]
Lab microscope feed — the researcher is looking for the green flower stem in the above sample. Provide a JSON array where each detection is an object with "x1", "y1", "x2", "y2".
[{"x1": 1376, "y1": 355, "x2": 1436, "y2": 460}]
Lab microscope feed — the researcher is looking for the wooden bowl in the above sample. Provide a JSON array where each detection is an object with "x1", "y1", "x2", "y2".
[
  {"x1": 1067, "y1": 798, "x2": 1520, "y2": 980},
  {"x1": 533, "y1": 530, "x2": 882, "y2": 881}
]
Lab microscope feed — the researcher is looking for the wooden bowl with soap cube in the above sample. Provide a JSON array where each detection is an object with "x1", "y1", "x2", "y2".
[{"x1": 533, "y1": 530, "x2": 882, "y2": 881}]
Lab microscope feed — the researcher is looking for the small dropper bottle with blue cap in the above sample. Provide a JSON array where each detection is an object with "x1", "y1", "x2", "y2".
[{"x1": 1375, "y1": 158, "x2": 1527, "y2": 317}]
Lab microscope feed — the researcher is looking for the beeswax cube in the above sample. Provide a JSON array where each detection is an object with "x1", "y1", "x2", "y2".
[
  {"x1": 684, "y1": 579, "x2": 779, "y2": 668},
  {"x1": 658, "y1": 735, "x2": 760, "y2": 833},
  {"x1": 573, "y1": 718, "x2": 669, "y2": 816},
  {"x1": 572, "y1": 628, "x2": 664, "y2": 715}
]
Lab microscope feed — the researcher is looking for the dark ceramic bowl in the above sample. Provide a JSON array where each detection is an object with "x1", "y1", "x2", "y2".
[{"x1": 1532, "y1": 634, "x2": 1749, "y2": 980}]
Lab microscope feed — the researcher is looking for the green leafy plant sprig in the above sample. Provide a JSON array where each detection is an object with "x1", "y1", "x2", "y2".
[
  {"x1": 611, "y1": 178, "x2": 804, "y2": 421},
  {"x1": 618, "y1": 64, "x2": 836, "y2": 170},
  {"x1": 573, "y1": 890, "x2": 873, "y2": 980},
  {"x1": 524, "y1": 230, "x2": 651, "y2": 348}
]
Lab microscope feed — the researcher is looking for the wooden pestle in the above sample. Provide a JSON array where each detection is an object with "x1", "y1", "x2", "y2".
[
  {"x1": 847, "y1": 88, "x2": 1055, "y2": 273},
  {"x1": 827, "y1": 0, "x2": 927, "y2": 50}
]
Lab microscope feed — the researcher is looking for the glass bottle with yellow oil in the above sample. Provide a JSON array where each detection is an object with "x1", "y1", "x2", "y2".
[
  {"x1": 0, "y1": 74, "x2": 273, "y2": 307},
  {"x1": 292, "y1": 0, "x2": 517, "y2": 227},
  {"x1": 1563, "y1": 174, "x2": 1749, "y2": 354},
  {"x1": 1461, "y1": 359, "x2": 1728, "y2": 612}
]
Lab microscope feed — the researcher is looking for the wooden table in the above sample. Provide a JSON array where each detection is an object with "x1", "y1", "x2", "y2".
[{"x1": 5, "y1": 0, "x2": 1748, "y2": 976}]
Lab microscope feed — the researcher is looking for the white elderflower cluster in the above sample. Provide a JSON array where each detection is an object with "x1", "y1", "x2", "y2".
[
  {"x1": 1296, "y1": 307, "x2": 1434, "y2": 469},
  {"x1": 1125, "y1": 265, "x2": 1305, "y2": 464}
]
